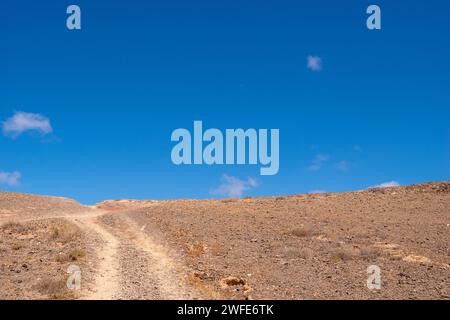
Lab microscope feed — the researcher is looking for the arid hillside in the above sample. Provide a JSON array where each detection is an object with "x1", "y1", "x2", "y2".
[
  {"x1": 0, "y1": 193, "x2": 95, "y2": 299},
  {"x1": 0, "y1": 192, "x2": 91, "y2": 219},
  {"x1": 0, "y1": 181, "x2": 449, "y2": 300},
  {"x1": 103, "y1": 181, "x2": 450, "y2": 300}
]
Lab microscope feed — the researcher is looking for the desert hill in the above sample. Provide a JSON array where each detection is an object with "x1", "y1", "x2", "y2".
[{"x1": 0, "y1": 181, "x2": 449, "y2": 300}]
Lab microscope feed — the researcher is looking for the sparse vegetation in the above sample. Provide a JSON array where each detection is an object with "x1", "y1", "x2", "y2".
[
  {"x1": 69, "y1": 249, "x2": 85, "y2": 261},
  {"x1": 0, "y1": 214, "x2": 87, "y2": 299},
  {"x1": 187, "y1": 273, "x2": 222, "y2": 299},
  {"x1": 185, "y1": 242, "x2": 207, "y2": 257},
  {"x1": 34, "y1": 276, "x2": 74, "y2": 300},
  {"x1": 1, "y1": 180, "x2": 449, "y2": 300},
  {"x1": 11, "y1": 241, "x2": 25, "y2": 250},
  {"x1": 210, "y1": 243, "x2": 225, "y2": 256},
  {"x1": 219, "y1": 276, "x2": 246, "y2": 287},
  {"x1": 1, "y1": 221, "x2": 27, "y2": 233},
  {"x1": 359, "y1": 246, "x2": 381, "y2": 261},
  {"x1": 56, "y1": 249, "x2": 86, "y2": 263},
  {"x1": 291, "y1": 226, "x2": 317, "y2": 238},
  {"x1": 49, "y1": 223, "x2": 80, "y2": 243},
  {"x1": 284, "y1": 247, "x2": 314, "y2": 260},
  {"x1": 221, "y1": 199, "x2": 237, "y2": 203},
  {"x1": 330, "y1": 247, "x2": 358, "y2": 262}
]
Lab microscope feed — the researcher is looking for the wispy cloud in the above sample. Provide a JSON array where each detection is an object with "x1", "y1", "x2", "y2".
[
  {"x1": 307, "y1": 55, "x2": 322, "y2": 72},
  {"x1": 369, "y1": 181, "x2": 400, "y2": 189},
  {"x1": 353, "y1": 145, "x2": 362, "y2": 152},
  {"x1": 210, "y1": 174, "x2": 259, "y2": 198},
  {"x1": 0, "y1": 171, "x2": 21, "y2": 186},
  {"x1": 307, "y1": 154, "x2": 329, "y2": 171},
  {"x1": 336, "y1": 160, "x2": 349, "y2": 172},
  {"x1": 2, "y1": 111, "x2": 53, "y2": 138},
  {"x1": 308, "y1": 190, "x2": 327, "y2": 194}
]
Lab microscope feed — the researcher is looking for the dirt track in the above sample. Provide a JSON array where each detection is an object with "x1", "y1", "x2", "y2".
[
  {"x1": 1, "y1": 181, "x2": 449, "y2": 300},
  {"x1": 0, "y1": 205, "x2": 199, "y2": 299},
  {"x1": 79, "y1": 211, "x2": 198, "y2": 300}
]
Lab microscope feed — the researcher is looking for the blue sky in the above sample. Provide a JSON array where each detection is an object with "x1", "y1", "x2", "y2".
[{"x1": 1, "y1": 1, "x2": 449, "y2": 204}]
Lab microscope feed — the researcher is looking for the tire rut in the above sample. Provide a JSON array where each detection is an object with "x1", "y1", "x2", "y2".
[{"x1": 70, "y1": 210, "x2": 198, "y2": 300}]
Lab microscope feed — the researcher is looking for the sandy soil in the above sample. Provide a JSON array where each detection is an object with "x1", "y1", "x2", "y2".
[{"x1": 0, "y1": 181, "x2": 449, "y2": 300}]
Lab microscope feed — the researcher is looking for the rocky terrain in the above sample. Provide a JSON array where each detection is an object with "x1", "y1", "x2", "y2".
[{"x1": 0, "y1": 181, "x2": 449, "y2": 300}]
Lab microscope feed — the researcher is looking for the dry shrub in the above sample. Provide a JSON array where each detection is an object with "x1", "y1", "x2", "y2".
[
  {"x1": 34, "y1": 276, "x2": 74, "y2": 299},
  {"x1": 219, "y1": 276, "x2": 246, "y2": 287},
  {"x1": 437, "y1": 182, "x2": 450, "y2": 193},
  {"x1": 210, "y1": 243, "x2": 225, "y2": 256},
  {"x1": 360, "y1": 246, "x2": 381, "y2": 261},
  {"x1": 187, "y1": 273, "x2": 222, "y2": 299},
  {"x1": 389, "y1": 254, "x2": 403, "y2": 261},
  {"x1": 172, "y1": 227, "x2": 188, "y2": 238},
  {"x1": 291, "y1": 226, "x2": 317, "y2": 238},
  {"x1": 49, "y1": 223, "x2": 80, "y2": 243},
  {"x1": 330, "y1": 247, "x2": 359, "y2": 262},
  {"x1": 69, "y1": 249, "x2": 85, "y2": 261},
  {"x1": 185, "y1": 242, "x2": 207, "y2": 258},
  {"x1": 56, "y1": 249, "x2": 86, "y2": 263},
  {"x1": 1, "y1": 221, "x2": 28, "y2": 233},
  {"x1": 221, "y1": 199, "x2": 237, "y2": 203},
  {"x1": 11, "y1": 241, "x2": 25, "y2": 250},
  {"x1": 284, "y1": 247, "x2": 314, "y2": 260},
  {"x1": 219, "y1": 276, "x2": 254, "y2": 299}
]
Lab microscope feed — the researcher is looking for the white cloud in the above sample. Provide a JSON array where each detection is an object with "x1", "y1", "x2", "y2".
[
  {"x1": 307, "y1": 55, "x2": 322, "y2": 72},
  {"x1": 210, "y1": 174, "x2": 259, "y2": 198},
  {"x1": 0, "y1": 171, "x2": 21, "y2": 186},
  {"x1": 307, "y1": 154, "x2": 329, "y2": 171},
  {"x1": 369, "y1": 181, "x2": 400, "y2": 189},
  {"x1": 336, "y1": 160, "x2": 349, "y2": 172},
  {"x1": 247, "y1": 177, "x2": 258, "y2": 188},
  {"x1": 2, "y1": 111, "x2": 53, "y2": 138}
]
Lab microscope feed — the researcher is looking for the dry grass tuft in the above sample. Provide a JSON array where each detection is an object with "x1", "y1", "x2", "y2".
[
  {"x1": 291, "y1": 226, "x2": 317, "y2": 238},
  {"x1": 221, "y1": 199, "x2": 237, "y2": 203},
  {"x1": 359, "y1": 246, "x2": 381, "y2": 261},
  {"x1": 34, "y1": 276, "x2": 74, "y2": 300},
  {"x1": 187, "y1": 273, "x2": 222, "y2": 299},
  {"x1": 1, "y1": 221, "x2": 28, "y2": 233},
  {"x1": 11, "y1": 241, "x2": 25, "y2": 250},
  {"x1": 185, "y1": 242, "x2": 208, "y2": 258},
  {"x1": 210, "y1": 243, "x2": 225, "y2": 256},
  {"x1": 56, "y1": 249, "x2": 86, "y2": 263},
  {"x1": 49, "y1": 223, "x2": 80, "y2": 243},
  {"x1": 284, "y1": 247, "x2": 314, "y2": 260},
  {"x1": 330, "y1": 247, "x2": 359, "y2": 262}
]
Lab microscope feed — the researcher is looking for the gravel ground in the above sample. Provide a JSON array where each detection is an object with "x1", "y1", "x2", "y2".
[{"x1": 1, "y1": 181, "x2": 449, "y2": 300}]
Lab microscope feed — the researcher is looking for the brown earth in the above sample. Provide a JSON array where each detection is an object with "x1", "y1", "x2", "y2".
[{"x1": 1, "y1": 181, "x2": 449, "y2": 300}]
